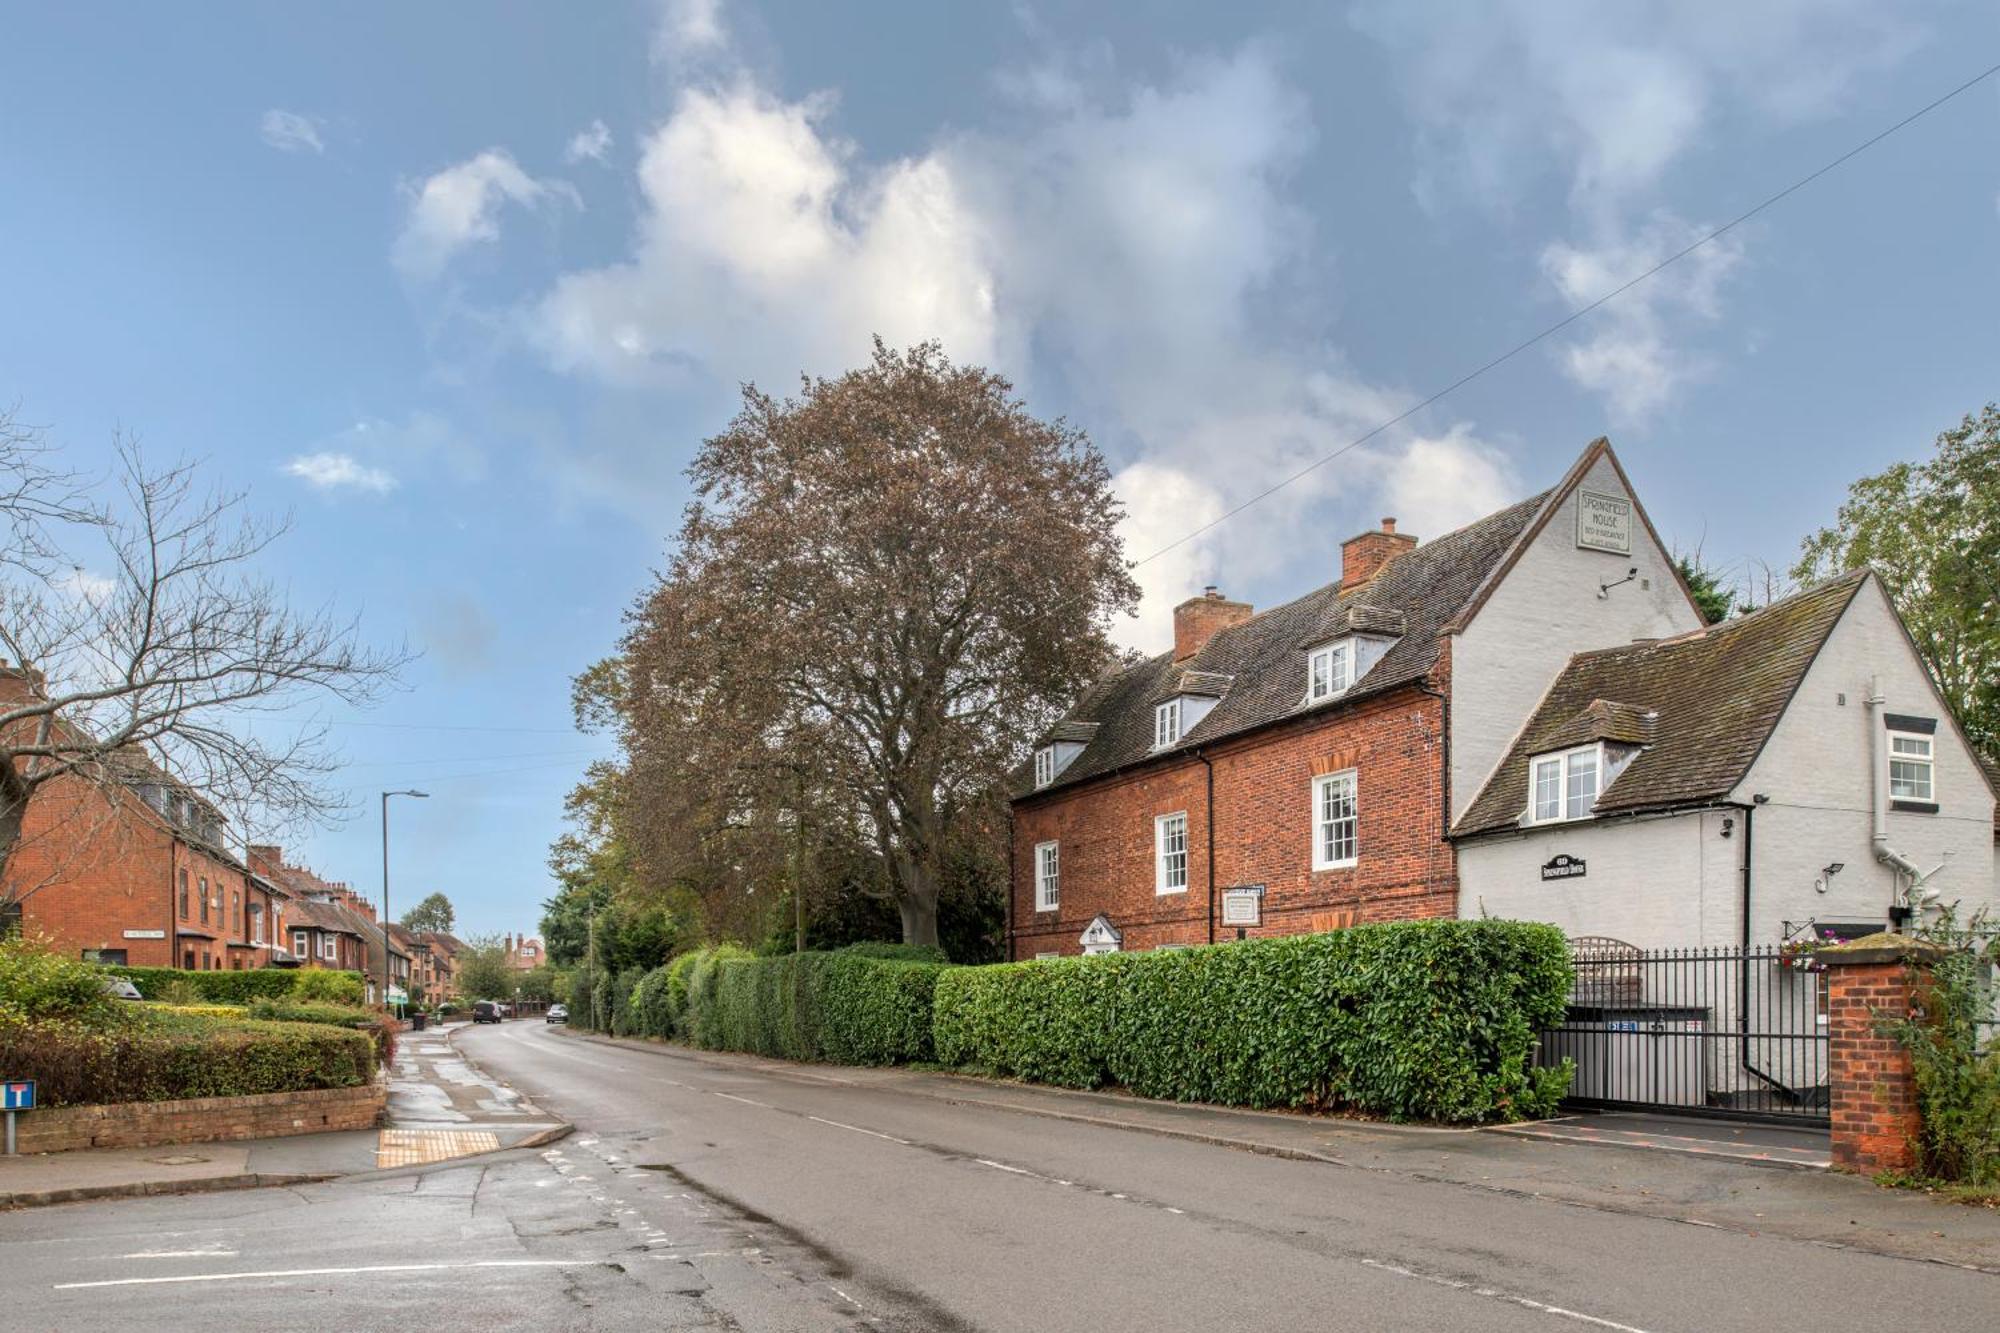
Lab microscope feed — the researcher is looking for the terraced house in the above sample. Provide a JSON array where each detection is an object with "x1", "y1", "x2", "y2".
[{"x1": 1009, "y1": 439, "x2": 1705, "y2": 958}]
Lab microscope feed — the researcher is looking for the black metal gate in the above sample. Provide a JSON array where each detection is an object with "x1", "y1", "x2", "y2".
[{"x1": 1538, "y1": 940, "x2": 1830, "y2": 1126}]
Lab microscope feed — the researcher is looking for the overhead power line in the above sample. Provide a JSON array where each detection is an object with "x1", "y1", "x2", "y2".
[{"x1": 1126, "y1": 57, "x2": 2000, "y2": 574}]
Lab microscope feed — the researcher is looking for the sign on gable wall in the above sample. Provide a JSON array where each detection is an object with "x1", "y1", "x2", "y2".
[
  {"x1": 1575, "y1": 490, "x2": 1633, "y2": 555},
  {"x1": 1540, "y1": 854, "x2": 1587, "y2": 881}
]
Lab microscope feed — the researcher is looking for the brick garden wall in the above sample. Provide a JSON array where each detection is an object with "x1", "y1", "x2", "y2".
[
  {"x1": 1011, "y1": 681, "x2": 1453, "y2": 958},
  {"x1": 1823, "y1": 942, "x2": 1931, "y2": 1175},
  {"x1": 13, "y1": 1082, "x2": 385, "y2": 1155}
]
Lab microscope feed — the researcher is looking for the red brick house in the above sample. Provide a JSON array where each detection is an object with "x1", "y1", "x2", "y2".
[
  {"x1": 250, "y1": 846, "x2": 371, "y2": 974},
  {"x1": 0, "y1": 664, "x2": 282, "y2": 970},
  {"x1": 1009, "y1": 440, "x2": 1707, "y2": 958}
]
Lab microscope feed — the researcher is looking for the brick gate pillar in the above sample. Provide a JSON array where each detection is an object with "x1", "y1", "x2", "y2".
[{"x1": 1818, "y1": 933, "x2": 1941, "y2": 1175}]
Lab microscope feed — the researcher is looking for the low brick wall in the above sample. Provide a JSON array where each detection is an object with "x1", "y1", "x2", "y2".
[
  {"x1": 1820, "y1": 934, "x2": 1943, "y2": 1176},
  {"x1": 12, "y1": 1082, "x2": 385, "y2": 1155}
]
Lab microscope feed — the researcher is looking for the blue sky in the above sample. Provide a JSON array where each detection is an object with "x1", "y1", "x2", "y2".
[{"x1": 2, "y1": 2, "x2": 1995, "y2": 938}]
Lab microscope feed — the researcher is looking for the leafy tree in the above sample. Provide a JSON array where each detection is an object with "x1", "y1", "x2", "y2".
[
  {"x1": 399, "y1": 892, "x2": 455, "y2": 934},
  {"x1": 1673, "y1": 551, "x2": 1737, "y2": 625},
  {"x1": 453, "y1": 935, "x2": 516, "y2": 1002},
  {"x1": 603, "y1": 342, "x2": 1137, "y2": 946},
  {"x1": 1795, "y1": 405, "x2": 2000, "y2": 764}
]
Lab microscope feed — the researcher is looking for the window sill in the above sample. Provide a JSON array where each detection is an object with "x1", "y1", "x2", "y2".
[
  {"x1": 1890, "y1": 799, "x2": 1939, "y2": 814},
  {"x1": 1035, "y1": 905, "x2": 1059, "y2": 915},
  {"x1": 1155, "y1": 886, "x2": 1188, "y2": 896},
  {"x1": 1312, "y1": 858, "x2": 1358, "y2": 872}
]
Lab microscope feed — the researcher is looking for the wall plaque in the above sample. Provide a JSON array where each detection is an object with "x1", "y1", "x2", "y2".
[
  {"x1": 1575, "y1": 489, "x2": 1632, "y2": 555},
  {"x1": 1540, "y1": 854, "x2": 1587, "y2": 882}
]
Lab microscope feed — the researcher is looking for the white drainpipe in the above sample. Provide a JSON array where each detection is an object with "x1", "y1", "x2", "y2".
[{"x1": 1866, "y1": 676, "x2": 1925, "y2": 885}]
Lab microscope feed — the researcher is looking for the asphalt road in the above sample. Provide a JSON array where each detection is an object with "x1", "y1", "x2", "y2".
[
  {"x1": 454, "y1": 1021, "x2": 1996, "y2": 1333},
  {"x1": 2, "y1": 1021, "x2": 1991, "y2": 1331}
]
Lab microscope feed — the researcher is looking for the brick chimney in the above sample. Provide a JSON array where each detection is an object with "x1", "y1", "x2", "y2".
[
  {"x1": 1341, "y1": 518, "x2": 1417, "y2": 592},
  {"x1": 1172, "y1": 587, "x2": 1253, "y2": 662}
]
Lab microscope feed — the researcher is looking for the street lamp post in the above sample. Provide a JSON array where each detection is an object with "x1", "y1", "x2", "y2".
[{"x1": 380, "y1": 789, "x2": 429, "y2": 1009}]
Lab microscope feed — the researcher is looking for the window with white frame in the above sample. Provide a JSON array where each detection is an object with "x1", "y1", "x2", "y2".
[
  {"x1": 1306, "y1": 641, "x2": 1353, "y2": 703},
  {"x1": 1155, "y1": 812, "x2": 1188, "y2": 894},
  {"x1": 320, "y1": 934, "x2": 336, "y2": 961},
  {"x1": 1154, "y1": 699, "x2": 1181, "y2": 749},
  {"x1": 1034, "y1": 746, "x2": 1056, "y2": 788},
  {"x1": 1035, "y1": 841, "x2": 1060, "y2": 911},
  {"x1": 1529, "y1": 745, "x2": 1600, "y2": 823},
  {"x1": 1312, "y1": 770, "x2": 1358, "y2": 868},
  {"x1": 1888, "y1": 730, "x2": 1935, "y2": 802},
  {"x1": 291, "y1": 930, "x2": 307, "y2": 957}
]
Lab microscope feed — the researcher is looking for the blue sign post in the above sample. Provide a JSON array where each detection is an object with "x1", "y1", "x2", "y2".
[{"x1": 3, "y1": 1079, "x2": 34, "y2": 1156}]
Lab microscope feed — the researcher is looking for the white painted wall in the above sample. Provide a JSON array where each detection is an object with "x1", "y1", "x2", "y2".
[
  {"x1": 1457, "y1": 808, "x2": 1736, "y2": 950},
  {"x1": 1460, "y1": 576, "x2": 1999, "y2": 950},
  {"x1": 1734, "y1": 577, "x2": 1997, "y2": 940},
  {"x1": 1450, "y1": 452, "x2": 1702, "y2": 821}
]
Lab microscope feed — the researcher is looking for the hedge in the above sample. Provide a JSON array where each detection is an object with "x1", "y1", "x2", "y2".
[
  {"x1": 108, "y1": 965, "x2": 366, "y2": 1006},
  {"x1": 246, "y1": 999, "x2": 398, "y2": 1065},
  {"x1": 684, "y1": 947, "x2": 948, "y2": 1065},
  {"x1": 933, "y1": 921, "x2": 1573, "y2": 1123},
  {"x1": 0, "y1": 1008, "x2": 376, "y2": 1108}
]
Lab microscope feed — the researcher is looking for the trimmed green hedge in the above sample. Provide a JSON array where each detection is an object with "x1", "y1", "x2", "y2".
[
  {"x1": 0, "y1": 1008, "x2": 376, "y2": 1108},
  {"x1": 933, "y1": 921, "x2": 1572, "y2": 1123},
  {"x1": 684, "y1": 948, "x2": 949, "y2": 1065},
  {"x1": 246, "y1": 999, "x2": 397, "y2": 1065},
  {"x1": 108, "y1": 965, "x2": 366, "y2": 1006}
]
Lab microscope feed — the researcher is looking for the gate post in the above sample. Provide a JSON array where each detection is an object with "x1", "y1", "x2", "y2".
[{"x1": 1819, "y1": 933, "x2": 1942, "y2": 1175}]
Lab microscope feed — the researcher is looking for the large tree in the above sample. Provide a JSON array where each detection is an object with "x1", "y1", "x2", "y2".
[
  {"x1": 0, "y1": 429, "x2": 408, "y2": 899},
  {"x1": 608, "y1": 341, "x2": 1137, "y2": 946},
  {"x1": 399, "y1": 892, "x2": 456, "y2": 934},
  {"x1": 1795, "y1": 404, "x2": 2000, "y2": 764}
]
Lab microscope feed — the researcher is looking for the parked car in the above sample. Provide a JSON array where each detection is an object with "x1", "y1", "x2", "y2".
[
  {"x1": 472, "y1": 1000, "x2": 503, "y2": 1024},
  {"x1": 545, "y1": 1003, "x2": 568, "y2": 1025},
  {"x1": 101, "y1": 975, "x2": 144, "y2": 1001}
]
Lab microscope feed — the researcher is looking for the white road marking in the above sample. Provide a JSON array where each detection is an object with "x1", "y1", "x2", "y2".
[
  {"x1": 1358, "y1": 1259, "x2": 1656, "y2": 1333},
  {"x1": 974, "y1": 1159, "x2": 1036, "y2": 1177},
  {"x1": 55, "y1": 1259, "x2": 600, "y2": 1290},
  {"x1": 713, "y1": 1092, "x2": 770, "y2": 1109},
  {"x1": 806, "y1": 1115, "x2": 912, "y2": 1145},
  {"x1": 121, "y1": 1249, "x2": 239, "y2": 1260}
]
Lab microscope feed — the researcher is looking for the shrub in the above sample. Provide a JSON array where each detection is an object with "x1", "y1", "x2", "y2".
[
  {"x1": 683, "y1": 944, "x2": 754, "y2": 1048},
  {"x1": 684, "y1": 950, "x2": 948, "y2": 1065},
  {"x1": 0, "y1": 935, "x2": 121, "y2": 1024},
  {"x1": 1889, "y1": 910, "x2": 2000, "y2": 1186},
  {"x1": 567, "y1": 965, "x2": 598, "y2": 1030},
  {"x1": 631, "y1": 965, "x2": 674, "y2": 1038},
  {"x1": 107, "y1": 965, "x2": 363, "y2": 1006},
  {"x1": 839, "y1": 941, "x2": 948, "y2": 964},
  {"x1": 159, "y1": 1004, "x2": 249, "y2": 1020},
  {"x1": 933, "y1": 953, "x2": 1132, "y2": 1088},
  {"x1": 246, "y1": 999, "x2": 398, "y2": 1065},
  {"x1": 936, "y1": 921, "x2": 1572, "y2": 1123},
  {"x1": 289, "y1": 969, "x2": 367, "y2": 1005},
  {"x1": 609, "y1": 966, "x2": 647, "y2": 1036},
  {"x1": 0, "y1": 1007, "x2": 376, "y2": 1108}
]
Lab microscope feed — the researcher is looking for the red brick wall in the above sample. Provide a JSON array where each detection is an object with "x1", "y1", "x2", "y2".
[
  {"x1": 2, "y1": 770, "x2": 180, "y2": 968},
  {"x1": 1011, "y1": 679, "x2": 1453, "y2": 958},
  {"x1": 16, "y1": 1082, "x2": 385, "y2": 1154}
]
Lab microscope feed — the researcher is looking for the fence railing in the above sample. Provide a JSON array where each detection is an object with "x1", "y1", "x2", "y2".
[{"x1": 1541, "y1": 943, "x2": 1830, "y2": 1125}]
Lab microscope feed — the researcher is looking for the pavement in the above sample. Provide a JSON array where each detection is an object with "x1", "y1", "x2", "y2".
[
  {"x1": 1493, "y1": 1108, "x2": 1835, "y2": 1170},
  {"x1": 0, "y1": 1019, "x2": 570, "y2": 1209}
]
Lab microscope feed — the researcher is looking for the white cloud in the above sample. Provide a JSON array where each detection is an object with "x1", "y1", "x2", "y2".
[
  {"x1": 525, "y1": 42, "x2": 1519, "y2": 651},
  {"x1": 283, "y1": 452, "x2": 398, "y2": 494},
  {"x1": 1540, "y1": 216, "x2": 1743, "y2": 425},
  {"x1": 259, "y1": 109, "x2": 324, "y2": 155},
  {"x1": 564, "y1": 119, "x2": 613, "y2": 164},
  {"x1": 1357, "y1": 1, "x2": 1921, "y2": 423},
  {"x1": 54, "y1": 567, "x2": 117, "y2": 607},
  {"x1": 1377, "y1": 428, "x2": 1521, "y2": 540},
  {"x1": 393, "y1": 150, "x2": 578, "y2": 281},
  {"x1": 653, "y1": 0, "x2": 728, "y2": 68}
]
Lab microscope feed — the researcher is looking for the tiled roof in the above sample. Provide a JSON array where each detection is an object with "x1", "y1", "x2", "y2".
[
  {"x1": 1020, "y1": 488, "x2": 1552, "y2": 797},
  {"x1": 1455, "y1": 571, "x2": 1870, "y2": 837},
  {"x1": 283, "y1": 897, "x2": 359, "y2": 934}
]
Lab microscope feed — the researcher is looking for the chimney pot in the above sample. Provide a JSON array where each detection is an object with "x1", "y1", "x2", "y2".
[
  {"x1": 1381, "y1": 517, "x2": 1396, "y2": 533},
  {"x1": 1172, "y1": 589, "x2": 1253, "y2": 662}
]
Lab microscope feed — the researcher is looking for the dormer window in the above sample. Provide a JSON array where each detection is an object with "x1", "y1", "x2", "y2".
[
  {"x1": 1154, "y1": 699, "x2": 1182, "y2": 749},
  {"x1": 1306, "y1": 641, "x2": 1353, "y2": 703},
  {"x1": 1529, "y1": 745, "x2": 1601, "y2": 824},
  {"x1": 1034, "y1": 746, "x2": 1056, "y2": 789}
]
